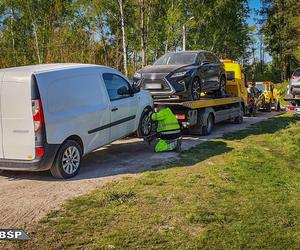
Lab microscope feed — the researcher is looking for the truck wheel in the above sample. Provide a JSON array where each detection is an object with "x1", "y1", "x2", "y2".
[
  {"x1": 234, "y1": 106, "x2": 244, "y2": 124},
  {"x1": 266, "y1": 102, "x2": 272, "y2": 112},
  {"x1": 50, "y1": 140, "x2": 82, "y2": 179},
  {"x1": 275, "y1": 100, "x2": 281, "y2": 111},
  {"x1": 202, "y1": 113, "x2": 214, "y2": 135},
  {"x1": 137, "y1": 108, "x2": 152, "y2": 137},
  {"x1": 189, "y1": 78, "x2": 201, "y2": 101}
]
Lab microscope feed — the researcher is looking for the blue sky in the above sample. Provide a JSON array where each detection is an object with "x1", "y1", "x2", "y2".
[
  {"x1": 247, "y1": 0, "x2": 272, "y2": 62},
  {"x1": 247, "y1": 0, "x2": 262, "y2": 26}
]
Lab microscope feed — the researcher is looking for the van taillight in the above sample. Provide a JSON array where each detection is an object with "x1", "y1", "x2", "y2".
[{"x1": 32, "y1": 99, "x2": 44, "y2": 132}]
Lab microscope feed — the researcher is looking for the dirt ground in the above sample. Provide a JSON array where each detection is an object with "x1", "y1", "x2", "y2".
[{"x1": 0, "y1": 112, "x2": 283, "y2": 229}]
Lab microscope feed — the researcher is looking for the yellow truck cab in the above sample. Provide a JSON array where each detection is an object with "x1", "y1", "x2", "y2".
[
  {"x1": 255, "y1": 81, "x2": 281, "y2": 112},
  {"x1": 221, "y1": 60, "x2": 249, "y2": 114}
]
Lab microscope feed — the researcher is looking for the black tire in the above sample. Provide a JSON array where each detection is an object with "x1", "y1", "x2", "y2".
[
  {"x1": 202, "y1": 113, "x2": 214, "y2": 136},
  {"x1": 189, "y1": 77, "x2": 201, "y2": 101},
  {"x1": 275, "y1": 100, "x2": 281, "y2": 112},
  {"x1": 218, "y1": 77, "x2": 226, "y2": 96},
  {"x1": 265, "y1": 102, "x2": 272, "y2": 112},
  {"x1": 137, "y1": 108, "x2": 153, "y2": 137},
  {"x1": 50, "y1": 140, "x2": 82, "y2": 179},
  {"x1": 234, "y1": 107, "x2": 244, "y2": 124}
]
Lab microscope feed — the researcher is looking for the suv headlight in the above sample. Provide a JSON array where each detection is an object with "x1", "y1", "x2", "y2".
[
  {"x1": 171, "y1": 71, "x2": 188, "y2": 78},
  {"x1": 134, "y1": 72, "x2": 142, "y2": 79}
]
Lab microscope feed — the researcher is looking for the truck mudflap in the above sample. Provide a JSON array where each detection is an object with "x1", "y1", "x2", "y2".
[{"x1": 0, "y1": 143, "x2": 60, "y2": 172}]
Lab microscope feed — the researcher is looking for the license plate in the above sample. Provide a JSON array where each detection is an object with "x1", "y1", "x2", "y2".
[{"x1": 145, "y1": 83, "x2": 162, "y2": 89}]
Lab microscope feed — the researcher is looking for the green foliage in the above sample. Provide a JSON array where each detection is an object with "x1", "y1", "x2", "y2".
[
  {"x1": 0, "y1": 0, "x2": 252, "y2": 75},
  {"x1": 261, "y1": 0, "x2": 300, "y2": 80}
]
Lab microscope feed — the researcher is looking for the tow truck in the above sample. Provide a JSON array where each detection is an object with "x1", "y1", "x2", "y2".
[
  {"x1": 284, "y1": 96, "x2": 300, "y2": 114},
  {"x1": 152, "y1": 60, "x2": 248, "y2": 136}
]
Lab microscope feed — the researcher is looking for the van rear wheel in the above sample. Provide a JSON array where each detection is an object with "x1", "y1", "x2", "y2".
[{"x1": 50, "y1": 140, "x2": 82, "y2": 179}]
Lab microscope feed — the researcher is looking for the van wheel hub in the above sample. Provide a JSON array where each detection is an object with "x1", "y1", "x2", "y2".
[{"x1": 62, "y1": 146, "x2": 80, "y2": 174}]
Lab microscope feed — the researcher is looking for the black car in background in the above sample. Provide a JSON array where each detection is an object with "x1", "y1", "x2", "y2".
[{"x1": 133, "y1": 50, "x2": 226, "y2": 101}]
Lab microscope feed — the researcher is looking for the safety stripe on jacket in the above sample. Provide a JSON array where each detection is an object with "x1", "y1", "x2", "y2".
[
  {"x1": 157, "y1": 122, "x2": 179, "y2": 130},
  {"x1": 160, "y1": 130, "x2": 181, "y2": 135}
]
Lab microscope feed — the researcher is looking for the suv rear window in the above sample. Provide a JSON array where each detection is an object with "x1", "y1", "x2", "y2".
[
  {"x1": 293, "y1": 69, "x2": 300, "y2": 77},
  {"x1": 205, "y1": 52, "x2": 220, "y2": 64}
]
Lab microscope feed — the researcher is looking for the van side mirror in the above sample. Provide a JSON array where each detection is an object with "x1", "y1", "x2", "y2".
[
  {"x1": 117, "y1": 86, "x2": 130, "y2": 96},
  {"x1": 132, "y1": 83, "x2": 140, "y2": 94}
]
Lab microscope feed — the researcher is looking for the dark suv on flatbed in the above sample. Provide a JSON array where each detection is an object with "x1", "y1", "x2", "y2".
[{"x1": 133, "y1": 50, "x2": 226, "y2": 100}]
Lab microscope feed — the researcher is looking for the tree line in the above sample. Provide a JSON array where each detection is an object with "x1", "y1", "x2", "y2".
[
  {"x1": 0, "y1": 0, "x2": 251, "y2": 76},
  {"x1": 260, "y1": 0, "x2": 300, "y2": 80}
]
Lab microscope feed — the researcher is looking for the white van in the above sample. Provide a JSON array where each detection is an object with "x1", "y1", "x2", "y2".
[{"x1": 0, "y1": 64, "x2": 153, "y2": 178}]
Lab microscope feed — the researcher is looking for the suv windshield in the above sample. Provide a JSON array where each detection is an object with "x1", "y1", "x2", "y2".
[{"x1": 154, "y1": 52, "x2": 198, "y2": 65}]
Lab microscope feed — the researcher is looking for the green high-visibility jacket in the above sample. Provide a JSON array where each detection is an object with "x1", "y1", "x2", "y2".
[{"x1": 151, "y1": 107, "x2": 180, "y2": 133}]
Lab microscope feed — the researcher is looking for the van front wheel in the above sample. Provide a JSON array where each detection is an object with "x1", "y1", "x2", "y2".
[{"x1": 50, "y1": 140, "x2": 82, "y2": 179}]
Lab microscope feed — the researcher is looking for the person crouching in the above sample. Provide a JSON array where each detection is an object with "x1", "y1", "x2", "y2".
[{"x1": 151, "y1": 105, "x2": 182, "y2": 152}]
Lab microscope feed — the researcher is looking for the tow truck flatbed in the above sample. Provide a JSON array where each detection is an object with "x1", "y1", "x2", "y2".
[
  {"x1": 154, "y1": 96, "x2": 244, "y2": 135},
  {"x1": 284, "y1": 97, "x2": 300, "y2": 102},
  {"x1": 154, "y1": 96, "x2": 241, "y2": 109}
]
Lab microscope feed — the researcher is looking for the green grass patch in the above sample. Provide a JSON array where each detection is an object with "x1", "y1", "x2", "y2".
[{"x1": 13, "y1": 114, "x2": 300, "y2": 249}]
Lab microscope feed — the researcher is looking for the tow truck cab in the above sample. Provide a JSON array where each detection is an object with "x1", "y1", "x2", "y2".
[{"x1": 221, "y1": 60, "x2": 249, "y2": 113}]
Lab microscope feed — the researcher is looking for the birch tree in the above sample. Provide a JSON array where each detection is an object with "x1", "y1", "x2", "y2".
[{"x1": 117, "y1": 0, "x2": 128, "y2": 76}]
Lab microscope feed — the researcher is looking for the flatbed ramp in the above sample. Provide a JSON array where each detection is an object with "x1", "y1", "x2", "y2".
[{"x1": 154, "y1": 96, "x2": 242, "y2": 109}]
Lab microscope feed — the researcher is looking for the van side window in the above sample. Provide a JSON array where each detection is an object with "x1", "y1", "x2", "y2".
[{"x1": 103, "y1": 73, "x2": 131, "y2": 101}]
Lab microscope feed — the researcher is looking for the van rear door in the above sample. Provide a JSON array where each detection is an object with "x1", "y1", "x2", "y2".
[
  {"x1": 1, "y1": 74, "x2": 35, "y2": 160},
  {"x1": 0, "y1": 71, "x2": 4, "y2": 158}
]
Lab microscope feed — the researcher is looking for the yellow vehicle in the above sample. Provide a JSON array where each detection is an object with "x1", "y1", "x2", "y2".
[
  {"x1": 255, "y1": 82, "x2": 281, "y2": 112},
  {"x1": 221, "y1": 60, "x2": 251, "y2": 114}
]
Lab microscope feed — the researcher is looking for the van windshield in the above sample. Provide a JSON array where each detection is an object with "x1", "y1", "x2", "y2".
[{"x1": 154, "y1": 52, "x2": 198, "y2": 65}]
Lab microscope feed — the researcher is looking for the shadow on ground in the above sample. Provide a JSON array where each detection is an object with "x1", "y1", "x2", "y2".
[
  {"x1": 0, "y1": 114, "x2": 299, "y2": 181},
  {"x1": 224, "y1": 115, "x2": 300, "y2": 141}
]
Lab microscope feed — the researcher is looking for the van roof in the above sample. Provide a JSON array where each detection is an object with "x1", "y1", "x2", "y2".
[{"x1": 0, "y1": 63, "x2": 111, "y2": 82}]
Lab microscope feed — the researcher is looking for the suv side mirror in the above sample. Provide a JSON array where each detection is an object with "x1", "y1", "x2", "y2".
[{"x1": 201, "y1": 60, "x2": 209, "y2": 66}]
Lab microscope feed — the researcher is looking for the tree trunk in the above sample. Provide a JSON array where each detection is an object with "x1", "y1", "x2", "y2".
[
  {"x1": 27, "y1": 2, "x2": 42, "y2": 64},
  {"x1": 140, "y1": 0, "x2": 146, "y2": 66},
  {"x1": 118, "y1": 0, "x2": 128, "y2": 76},
  {"x1": 10, "y1": 3, "x2": 17, "y2": 66}
]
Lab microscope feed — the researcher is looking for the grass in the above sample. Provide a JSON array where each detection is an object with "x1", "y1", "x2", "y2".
[{"x1": 11, "y1": 114, "x2": 300, "y2": 249}]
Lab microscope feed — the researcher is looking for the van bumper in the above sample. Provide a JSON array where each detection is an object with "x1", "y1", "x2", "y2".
[{"x1": 0, "y1": 144, "x2": 60, "y2": 172}]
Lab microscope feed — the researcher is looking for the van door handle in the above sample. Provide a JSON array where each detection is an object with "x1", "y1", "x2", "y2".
[{"x1": 112, "y1": 107, "x2": 118, "y2": 112}]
